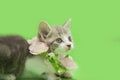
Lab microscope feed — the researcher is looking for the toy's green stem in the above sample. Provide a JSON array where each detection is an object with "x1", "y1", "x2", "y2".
[{"x1": 41, "y1": 52, "x2": 67, "y2": 75}]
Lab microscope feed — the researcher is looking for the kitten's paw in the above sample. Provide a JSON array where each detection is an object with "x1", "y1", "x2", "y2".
[{"x1": 5, "y1": 74, "x2": 16, "y2": 80}]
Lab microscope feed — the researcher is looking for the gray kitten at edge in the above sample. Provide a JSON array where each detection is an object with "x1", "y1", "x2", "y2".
[{"x1": 0, "y1": 36, "x2": 29, "y2": 80}]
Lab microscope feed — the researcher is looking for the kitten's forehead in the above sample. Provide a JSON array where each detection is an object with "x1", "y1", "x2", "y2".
[{"x1": 52, "y1": 26, "x2": 70, "y2": 36}]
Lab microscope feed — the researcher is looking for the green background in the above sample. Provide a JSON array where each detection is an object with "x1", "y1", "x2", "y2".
[{"x1": 0, "y1": 0, "x2": 120, "y2": 80}]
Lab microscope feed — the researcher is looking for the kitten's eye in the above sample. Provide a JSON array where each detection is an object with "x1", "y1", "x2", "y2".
[
  {"x1": 68, "y1": 36, "x2": 72, "y2": 42},
  {"x1": 56, "y1": 38, "x2": 63, "y2": 43}
]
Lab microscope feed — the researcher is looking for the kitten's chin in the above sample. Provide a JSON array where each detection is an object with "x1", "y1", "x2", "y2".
[{"x1": 53, "y1": 48, "x2": 71, "y2": 56}]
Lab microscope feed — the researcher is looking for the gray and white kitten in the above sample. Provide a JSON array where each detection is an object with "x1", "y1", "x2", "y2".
[{"x1": 37, "y1": 19, "x2": 74, "y2": 80}]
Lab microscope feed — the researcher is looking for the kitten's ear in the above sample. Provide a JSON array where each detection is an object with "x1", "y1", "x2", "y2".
[
  {"x1": 38, "y1": 21, "x2": 51, "y2": 39},
  {"x1": 63, "y1": 19, "x2": 72, "y2": 28}
]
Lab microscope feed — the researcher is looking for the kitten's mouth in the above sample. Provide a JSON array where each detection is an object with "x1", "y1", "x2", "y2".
[{"x1": 68, "y1": 48, "x2": 71, "y2": 50}]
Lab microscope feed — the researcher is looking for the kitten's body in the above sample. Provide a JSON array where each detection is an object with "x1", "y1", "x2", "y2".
[{"x1": 0, "y1": 36, "x2": 29, "y2": 80}]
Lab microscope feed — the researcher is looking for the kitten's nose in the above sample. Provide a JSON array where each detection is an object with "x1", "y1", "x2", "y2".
[{"x1": 67, "y1": 44, "x2": 71, "y2": 49}]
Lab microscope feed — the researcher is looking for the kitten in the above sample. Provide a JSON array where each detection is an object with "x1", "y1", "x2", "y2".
[
  {"x1": 37, "y1": 19, "x2": 74, "y2": 80},
  {"x1": 0, "y1": 19, "x2": 74, "y2": 80},
  {"x1": 0, "y1": 36, "x2": 29, "y2": 80}
]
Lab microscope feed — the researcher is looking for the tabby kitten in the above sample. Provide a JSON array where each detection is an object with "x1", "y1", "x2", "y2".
[
  {"x1": 0, "y1": 36, "x2": 29, "y2": 80},
  {"x1": 37, "y1": 19, "x2": 74, "y2": 80}
]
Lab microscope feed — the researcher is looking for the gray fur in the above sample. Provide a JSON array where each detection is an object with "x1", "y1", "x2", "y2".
[{"x1": 0, "y1": 36, "x2": 29, "y2": 80}]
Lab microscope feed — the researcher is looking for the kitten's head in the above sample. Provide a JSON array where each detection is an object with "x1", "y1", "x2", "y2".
[{"x1": 38, "y1": 19, "x2": 73, "y2": 55}]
